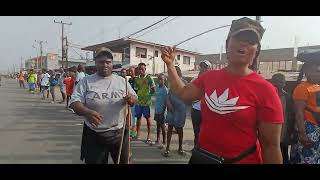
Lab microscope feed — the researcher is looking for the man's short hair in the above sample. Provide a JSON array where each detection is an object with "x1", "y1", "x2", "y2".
[
  {"x1": 272, "y1": 73, "x2": 285, "y2": 81},
  {"x1": 158, "y1": 73, "x2": 166, "y2": 78},
  {"x1": 138, "y1": 63, "x2": 146, "y2": 67}
]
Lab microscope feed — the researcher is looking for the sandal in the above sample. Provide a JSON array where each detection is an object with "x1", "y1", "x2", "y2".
[
  {"x1": 163, "y1": 150, "x2": 170, "y2": 157},
  {"x1": 178, "y1": 149, "x2": 186, "y2": 156},
  {"x1": 145, "y1": 139, "x2": 153, "y2": 145}
]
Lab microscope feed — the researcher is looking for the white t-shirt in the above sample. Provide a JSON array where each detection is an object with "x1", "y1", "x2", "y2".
[
  {"x1": 40, "y1": 73, "x2": 50, "y2": 86},
  {"x1": 70, "y1": 73, "x2": 137, "y2": 132},
  {"x1": 191, "y1": 77, "x2": 201, "y2": 110},
  {"x1": 76, "y1": 72, "x2": 86, "y2": 83}
]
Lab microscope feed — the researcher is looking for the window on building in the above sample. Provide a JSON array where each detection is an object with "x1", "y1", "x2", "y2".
[
  {"x1": 136, "y1": 47, "x2": 147, "y2": 58},
  {"x1": 177, "y1": 55, "x2": 180, "y2": 60},
  {"x1": 183, "y1": 56, "x2": 191, "y2": 65},
  {"x1": 154, "y1": 50, "x2": 159, "y2": 57}
]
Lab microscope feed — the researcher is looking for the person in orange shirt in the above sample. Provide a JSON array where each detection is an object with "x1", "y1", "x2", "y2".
[
  {"x1": 64, "y1": 72, "x2": 76, "y2": 110},
  {"x1": 18, "y1": 71, "x2": 26, "y2": 89},
  {"x1": 290, "y1": 50, "x2": 320, "y2": 164}
]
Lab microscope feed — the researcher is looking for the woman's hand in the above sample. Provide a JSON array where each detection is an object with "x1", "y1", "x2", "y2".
[{"x1": 161, "y1": 47, "x2": 176, "y2": 66}]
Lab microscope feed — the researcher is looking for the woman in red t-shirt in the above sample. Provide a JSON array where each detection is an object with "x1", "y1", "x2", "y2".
[{"x1": 161, "y1": 17, "x2": 283, "y2": 164}]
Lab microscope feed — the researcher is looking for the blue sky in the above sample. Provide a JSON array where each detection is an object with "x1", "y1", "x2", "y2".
[{"x1": 1, "y1": 16, "x2": 320, "y2": 73}]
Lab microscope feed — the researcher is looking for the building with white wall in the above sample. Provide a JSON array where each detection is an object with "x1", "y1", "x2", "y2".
[
  {"x1": 25, "y1": 53, "x2": 88, "y2": 71},
  {"x1": 82, "y1": 38, "x2": 201, "y2": 74}
]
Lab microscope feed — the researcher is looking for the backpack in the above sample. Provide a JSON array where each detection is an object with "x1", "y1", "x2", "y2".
[{"x1": 50, "y1": 77, "x2": 58, "y2": 86}]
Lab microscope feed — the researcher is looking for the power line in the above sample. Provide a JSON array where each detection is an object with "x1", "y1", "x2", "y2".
[
  {"x1": 70, "y1": 46, "x2": 83, "y2": 59},
  {"x1": 76, "y1": 16, "x2": 141, "y2": 45},
  {"x1": 135, "y1": 16, "x2": 180, "y2": 39},
  {"x1": 124, "y1": 16, "x2": 171, "y2": 39}
]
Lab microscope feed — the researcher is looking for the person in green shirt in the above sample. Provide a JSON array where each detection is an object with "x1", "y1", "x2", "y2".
[
  {"x1": 134, "y1": 63, "x2": 156, "y2": 143},
  {"x1": 27, "y1": 69, "x2": 37, "y2": 94}
]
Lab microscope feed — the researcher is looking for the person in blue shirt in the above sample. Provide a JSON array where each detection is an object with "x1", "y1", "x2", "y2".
[{"x1": 154, "y1": 73, "x2": 168, "y2": 149}]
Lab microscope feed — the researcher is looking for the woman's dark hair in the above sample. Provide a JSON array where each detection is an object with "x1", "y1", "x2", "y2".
[
  {"x1": 272, "y1": 73, "x2": 285, "y2": 81},
  {"x1": 77, "y1": 64, "x2": 85, "y2": 72},
  {"x1": 226, "y1": 37, "x2": 261, "y2": 71},
  {"x1": 296, "y1": 63, "x2": 307, "y2": 84}
]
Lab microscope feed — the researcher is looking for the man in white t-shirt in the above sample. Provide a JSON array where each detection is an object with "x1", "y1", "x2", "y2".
[
  {"x1": 190, "y1": 60, "x2": 211, "y2": 147},
  {"x1": 76, "y1": 64, "x2": 86, "y2": 85},
  {"x1": 40, "y1": 69, "x2": 50, "y2": 100},
  {"x1": 70, "y1": 48, "x2": 137, "y2": 164}
]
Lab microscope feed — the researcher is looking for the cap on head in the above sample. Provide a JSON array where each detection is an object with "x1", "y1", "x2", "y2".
[
  {"x1": 297, "y1": 49, "x2": 320, "y2": 64},
  {"x1": 199, "y1": 60, "x2": 212, "y2": 68},
  {"x1": 228, "y1": 17, "x2": 265, "y2": 43},
  {"x1": 94, "y1": 47, "x2": 113, "y2": 60}
]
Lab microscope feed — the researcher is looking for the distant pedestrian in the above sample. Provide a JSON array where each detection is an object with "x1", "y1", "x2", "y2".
[
  {"x1": 27, "y1": 69, "x2": 37, "y2": 94},
  {"x1": 58, "y1": 68, "x2": 66, "y2": 104},
  {"x1": 40, "y1": 69, "x2": 50, "y2": 100},
  {"x1": 134, "y1": 63, "x2": 156, "y2": 144},
  {"x1": 76, "y1": 64, "x2": 86, "y2": 85},
  {"x1": 64, "y1": 71, "x2": 76, "y2": 110},
  {"x1": 163, "y1": 66, "x2": 187, "y2": 157},
  {"x1": 18, "y1": 71, "x2": 26, "y2": 89},
  {"x1": 37, "y1": 71, "x2": 42, "y2": 92},
  {"x1": 48, "y1": 70, "x2": 58, "y2": 103},
  {"x1": 154, "y1": 73, "x2": 168, "y2": 149}
]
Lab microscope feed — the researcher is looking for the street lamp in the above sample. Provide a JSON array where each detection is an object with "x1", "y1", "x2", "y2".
[{"x1": 32, "y1": 45, "x2": 39, "y2": 71}]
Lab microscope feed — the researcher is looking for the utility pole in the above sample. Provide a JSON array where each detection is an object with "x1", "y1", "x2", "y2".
[
  {"x1": 35, "y1": 40, "x2": 47, "y2": 71},
  {"x1": 20, "y1": 57, "x2": 23, "y2": 71},
  {"x1": 85, "y1": 52, "x2": 89, "y2": 62},
  {"x1": 65, "y1": 37, "x2": 69, "y2": 68},
  {"x1": 54, "y1": 20, "x2": 72, "y2": 69}
]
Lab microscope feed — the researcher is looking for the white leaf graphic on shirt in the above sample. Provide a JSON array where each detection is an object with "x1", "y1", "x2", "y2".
[{"x1": 205, "y1": 89, "x2": 249, "y2": 115}]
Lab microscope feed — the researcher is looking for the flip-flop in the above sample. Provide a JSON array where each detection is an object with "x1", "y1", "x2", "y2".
[
  {"x1": 178, "y1": 149, "x2": 186, "y2": 156},
  {"x1": 163, "y1": 150, "x2": 170, "y2": 157},
  {"x1": 145, "y1": 139, "x2": 153, "y2": 145}
]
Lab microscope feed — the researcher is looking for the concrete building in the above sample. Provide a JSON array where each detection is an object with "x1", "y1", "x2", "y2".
[
  {"x1": 25, "y1": 53, "x2": 59, "y2": 71},
  {"x1": 195, "y1": 45, "x2": 320, "y2": 73},
  {"x1": 82, "y1": 38, "x2": 201, "y2": 74},
  {"x1": 25, "y1": 53, "x2": 87, "y2": 71}
]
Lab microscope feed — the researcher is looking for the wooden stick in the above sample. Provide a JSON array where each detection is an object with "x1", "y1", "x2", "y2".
[{"x1": 116, "y1": 76, "x2": 130, "y2": 164}]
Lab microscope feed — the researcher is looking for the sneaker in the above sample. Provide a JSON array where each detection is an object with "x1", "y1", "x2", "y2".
[{"x1": 50, "y1": 101, "x2": 55, "y2": 104}]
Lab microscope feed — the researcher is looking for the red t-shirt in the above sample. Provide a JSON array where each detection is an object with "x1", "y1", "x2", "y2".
[
  {"x1": 65, "y1": 77, "x2": 75, "y2": 96},
  {"x1": 192, "y1": 68, "x2": 283, "y2": 164}
]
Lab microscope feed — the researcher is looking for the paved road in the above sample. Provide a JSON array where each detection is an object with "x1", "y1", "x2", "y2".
[{"x1": 0, "y1": 78, "x2": 194, "y2": 164}]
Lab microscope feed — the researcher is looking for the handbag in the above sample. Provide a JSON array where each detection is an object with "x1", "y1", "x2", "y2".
[{"x1": 189, "y1": 144, "x2": 257, "y2": 164}]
